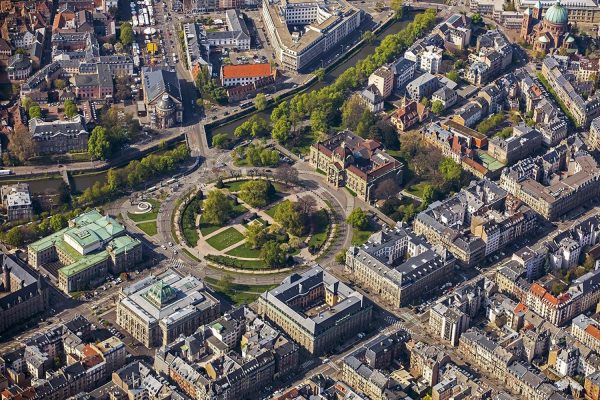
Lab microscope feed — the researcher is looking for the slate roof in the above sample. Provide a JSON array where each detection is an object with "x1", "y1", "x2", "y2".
[{"x1": 142, "y1": 67, "x2": 182, "y2": 105}]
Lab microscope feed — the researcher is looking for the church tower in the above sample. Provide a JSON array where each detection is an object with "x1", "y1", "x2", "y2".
[
  {"x1": 521, "y1": 8, "x2": 533, "y2": 41},
  {"x1": 533, "y1": 0, "x2": 543, "y2": 20}
]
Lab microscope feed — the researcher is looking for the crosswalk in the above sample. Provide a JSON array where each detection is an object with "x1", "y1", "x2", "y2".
[
  {"x1": 169, "y1": 258, "x2": 185, "y2": 269},
  {"x1": 383, "y1": 315, "x2": 414, "y2": 336}
]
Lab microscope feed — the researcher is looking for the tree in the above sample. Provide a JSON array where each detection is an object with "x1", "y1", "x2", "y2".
[
  {"x1": 420, "y1": 97, "x2": 430, "y2": 108},
  {"x1": 4, "y1": 227, "x2": 23, "y2": 247},
  {"x1": 218, "y1": 273, "x2": 234, "y2": 293},
  {"x1": 274, "y1": 200, "x2": 305, "y2": 236},
  {"x1": 310, "y1": 109, "x2": 328, "y2": 136},
  {"x1": 342, "y1": 95, "x2": 368, "y2": 130},
  {"x1": 21, "y1": 97, "x2": 34, "y2": 112},
  {"x1": 203, "y1": 190, "x2": 233, "y2": 225},
  {"x1": 255, "y1": 93, "x2": 267, "y2": 111},
  {"x1": 346, "y1": 208, "x2": 369, "y2": 230},
  {"x1": 272, "y1": 118, "x2": 291, "y2": 143},
  {"x1": 390, "y1": 0, "x2": 403, "y2": 19},
  {"x1": 362, "y1": 31, "x2": 376, "y2": 44},
  {"x1": 238, "y1": 180, "x2": 274, "y2": 208},
  {"x1": 314, "y1": 67, "x2": 325, "y2": 82},
  {"x1": 9, "y1": 125, "x2": 35, "y2": 162},
  {"x1": 54, "y1": 79, "x2": 66, "y2": 90},
  {"x1": 421, "y1": 184, "x2": 436, "y2": 204},
  {"x1": 29, "y1": 105, "x2": 42, "y2": 119},
  {"x1": 212, "y1": 133, "x2": 229, "y2": 149},
  {"x1": 245, "y1": 223, "x2": 269, "y2": 249},
  {"x1": 114, "y1": 42, "x2": 124, "y2": 53},
  {"x1": 120, "y1": 22, "x2": 133, "y2": 46},
  {"x1": 335, "y1": 248, "x2": 348, "y2": 264},
  {"x1": 374, "y1": 179, "x2": 400, "y2": 199},
  {"x1": 297, "y1": 195, "x2": 317, "y2": 216},
  {"x1": 471, "y1": 13, "x2": 483, "y2": 24},
  {"x1": 275, "y1": 164, "x2": 298, "y2": 185},
  {"x1": 88, "y1": 126, "x2": 111, "y2": 160},
  {"x1": 64, "y1": 99, "x2": 77, "y2": 118},
  {"x1": 107, "y1": 169, "x2": 120, "y2": 192},
  {"x1": 431, "y1": 100, "x2": 444, "y2": 115},
  {"x1": 439, "y1": 157, "x2": 462, "y2": 183},
  {"x1": 261, "y1": 240, "x2": 288, "y2": 268},
  {"x1": 49, "y1": 214, "x2": 67, "y2": 232}
]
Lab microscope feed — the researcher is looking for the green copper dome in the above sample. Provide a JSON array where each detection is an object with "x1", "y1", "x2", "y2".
[
  {"x1": 545, "y1": 0, "x2": 568, "y2": 25},
  {"x1": 145, "y1": 281, "x2": 176, "y2": 307}
]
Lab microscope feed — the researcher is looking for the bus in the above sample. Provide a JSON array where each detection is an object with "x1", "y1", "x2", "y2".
[
  {"x1": 240, "y1": 102, "x2": 251, "y2": 109},
  {"x1": 0, "y1": 170, "x2": 12, "y2": 176}
]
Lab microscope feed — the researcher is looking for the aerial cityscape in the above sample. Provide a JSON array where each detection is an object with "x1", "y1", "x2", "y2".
[{"x1": 4, "y1": 0, "x2": 600, "y2": 398}]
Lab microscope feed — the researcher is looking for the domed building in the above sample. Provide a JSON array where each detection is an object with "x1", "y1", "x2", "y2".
[{"x1": 520, "y1": 0, "x2": 575, "y2": 53}]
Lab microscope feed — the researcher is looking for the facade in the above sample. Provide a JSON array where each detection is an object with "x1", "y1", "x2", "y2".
[
  {"x1": 205, "y1": 9, "x2": 250, "y2": 50},
  {"x1": 309, "y1": 130, "x2": 403, "y2": 202},
  {"x1": 590, "y1": 115, "x2": 600, "y2": 151},
  {"x1": 432, "y1": 87, "x2": 458, "y2": 109},
  {"x1": 548, "y1": 215, "x2": 600, "y2": 269},
  {"x1": 116, "y1": 269, "x2": 220, "y2": 347},
  {"x1": 541, "y1": 56, "x2": 600, "y2": 128},
  {"x1": 520, "y1": 0, "x2": 575, "y2": 53},
  {"x1": 368, "y1": 65, "x2": 394, "y2": 99},
  {"x1": 359, "y1": 85, "x2": 384, "y2": 112},
  {"x1": 500, "y1": 145, "x2": 600, "y2": 221},
  {"x1": 466, "y1": 30, "x2": 513, "y2": 86},
  {"x1": 419, "y1": 45, "x2": 443, "y2": 74},
  {"x1": 258, "y1": 266, "x2": 372, "y2": 355},
  {"x1": 406, "y1": 73, "x2": 439, "y2": 101},
  {"x1": 7, "y1": 54, "x2": 32, "y2": 80},
  {"x1": 261, "y1": 0, "x2": 361, "y2": 71},
  {"x1": 28, "y1": 115, "x2": 88, "y2": 155},
  {"x1": 73, "y1": 64, "x2": 113, "y2": 99},
  {"x1": 0, "y1": 253, "x2": 49, "y2": 335},
  {"x1": 487, "y1": 124, "x2": 542, "y2": 164},
  {"x1": 391, "y1": 100, "x2": 428, "y2": 131},
  {"x1": 345, "y1": 226, "x2": 455, "y2": 307},
  {"x1": 142, "y1": 67, "x2": 183, "y2": 129},
  {"x1": 414, "y1": 179, "x2": 537, "y2": 266},
  {"x1": 571, "y1": 314, "x2": 600, "y2": 353},
  {"x1": 0, "y1": 183, "x2": 32, "y2": 222},
  {"x1": 220, "y1": 63, "x2": 274, "y2": 87},
  {"x1": 391, "y1": 57, "x2": 416, "y2": 92},
  {"x1": 27, "y1": 210, "x2": 142, "y2": 293}
]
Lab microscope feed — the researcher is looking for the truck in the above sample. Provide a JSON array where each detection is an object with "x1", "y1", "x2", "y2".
[{"x1": 0, "y1": 170, "x2": 12, "y2": 176}]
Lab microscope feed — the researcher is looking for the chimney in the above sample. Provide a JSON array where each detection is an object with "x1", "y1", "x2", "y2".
[{"x1": 2, "y1": 258, "x2": 10, "y2": 293}]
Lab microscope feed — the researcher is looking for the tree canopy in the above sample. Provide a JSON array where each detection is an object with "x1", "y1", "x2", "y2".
[
  {"x1": 346, "y1": 208, "x2": 369, "y2": 230},
  {"x1": 237, "y1": 180, "x2": 274, "y2": 208}
]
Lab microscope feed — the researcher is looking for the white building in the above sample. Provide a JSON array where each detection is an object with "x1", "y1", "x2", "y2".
[{"x1": 420, "y1": 45, "x2": 443, "y2": 74}]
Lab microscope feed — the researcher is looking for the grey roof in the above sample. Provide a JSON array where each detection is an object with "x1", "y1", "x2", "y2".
[
  {"x1": 29, "y1": 116, "x2": 87, "y2": 139},
  {"x1": 225, "y1": 9, "x2": 250, "y2": 41},
  {"x1": 8, "y1": 54, "x2": 31, "y2": 70},
  {"x1": 432, "y1": 86, "x2": 455, "y2": 102},
  {"x1": 391, "y1": 57, "x2": 415, "y2": 75},
  {"x1": 142, "y1": 67, "x2": 182, "y2": 105}
]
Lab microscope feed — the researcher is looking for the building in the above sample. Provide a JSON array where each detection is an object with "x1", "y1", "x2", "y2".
[
  {"x1": 261, "y1": 0, "x2": 361, "y2": 71},
  {"x1": 432, "y1": 86, "x2": 458, "y2": 109},
  {"x1": 205, "y1": 9, "x2": 250, "y2": 50},
  {"x1": 141, "y1": 67, "x2": 183, "y2": 129},
  {"x1": 28, "y1": 115, "x2": 88, "y2": 155},
  {"x1": 585, "y1": 370, "x2": 600, "y2": 400},
  {"x1": 154, "y1": 306, "x2": 299, "y2": 399},
  {"x1": 112, "y1": 361, "x2": 184, "y2": 399},
  {"x1": 368, "y1": 65, "x2": 394, "y2": 99},
  {"x1": 458, "y1": 329, "x2": 519, "y2": 380},
  {"x1": 571, "y1": 314, "x2": 600, "y2": 353},
  {"x1": 345, "y1": 225, "x2": 455, "y2": 307},
  {"x1": 547, "y1": 215, "x2": 600, "y2": 269},
  {"x1": 521, "y1": 0, "x2": 575, "y2": 53},
  {"x1": 517, "y1": 0, "x2": 600, "y2": 23},
  {"x1": 391, "y1": 57, "x2": 416, "y2": 93},
  {"x1": 406, "y1": 73, "x2": 439, "y2": 101},
  {"x1": 27, "y1": 210, "x2": 142, "y2": 293},
  {"x1": 541, "y1": 56, "x2": 600, "y2": 128},
  {"x1": 590, "y1": 116, "x2": 600, "y2": 151},
  {"x1": 341, "y1": 331, "x2": 410, "y2": 400},
  {"x1": 466, "y1": 30, "x2": 513, "y2": 86},
  {"x1": 116, "y1": 269, "x2": 219, "y2": 347},
  {"x1": 309, "y1": 130, "x2": 403, "y2": 202},
  {"x1": 0, "y1": 183, "x2": 32, "y2": 222},
  {"x1": 73, "y1": 64, "x2": 113, "y2": 99},
  {"x1": 359, "y1": 85, "x2": 384, "y2": 112},
  {"x1": 258, "y1": 266, "x2": 372, "y2": 355},
  {"x1": 414, "y1": 179, "x2": 537, "y2": 266},
  {"x1": 409, "y1": 342, "x2": 450, "y2": 386},
  {"x1": 419, "y1": 45, "x2": 443, "y2": 74},
  {"x1": 0, "y1": 253, "x2": 49, "y2": 335},
  {"x1": 391, "y1": 99, "x2": 428, "y2": 131},
  {"x1": 487, "y1": 124, "x2": 543, "y2": 164},
  {"x1": 7, "y1": 54, "x2": 32, "y2": 80},
  {"x1": 434, "y1": 13, "x2": 472, "y2": 50},
  {"x1": 220, "y1": 63, "x2": 274, "y2": 87},
  {"x1": 500, "y1": 145, "x2": 600, "y2": 221}
]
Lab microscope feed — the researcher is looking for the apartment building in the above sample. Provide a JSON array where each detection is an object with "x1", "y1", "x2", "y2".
[
  {"x1": 116, "y1": 269, "x2": 220, "y2": 347},
  {"x1": 28, "y1": 115, "x2": 88, "y2": 155},
  {"x1": 309, "y1": 130, "x2": 403, "y2": 202},
  {"x1": 487, "y1": 124, "x2": 542, "y2": 164},
  {"x1": 406, "y1": 73, "x2": 439, "y2": 101},
  {"x1": 409, "y1": 342, "x2": 450, "y2": 386},
  {"x1": 547, "y1": 215, "x2": 600, "y2": 269},
  {"x1": 466, "y1": 30, "x2": 513, "y2": 86},
  {"x1": 434, "y1": 13, "x2": 472, "y2": 50},
  {"x1": 205, "y1": 9, "x2": 250, "y2": 50},
  {"x1": 0, "y1": 183, "x2": 32, "y2": 222},
  {"x1": 345, "y1": 226, "x2": 455, "y2": 307},
  {"x1": 590, "y1": 116, "x2": 600, "y2": 151},
  {"x1": 414, "y1": 179, "x2": 537, "y2": 266},
  {"x1": 500, "y1": 145, "x2": 600, "y2": 221},
  {"x1": 368, "y1": 65, "x2": 394, "y2": 99},
  {"x1": 571, "y1": 314, "x2": 600, "y2": 353},
  {"x1": 258, "y1": 266, "x2": 372, "y2": 355},
  {"x1": 391, "y1": 57, "x2": 416, "y2": 92},
  {"x1": 261, "y1": 0, "x2": 361, "y2": 71}
]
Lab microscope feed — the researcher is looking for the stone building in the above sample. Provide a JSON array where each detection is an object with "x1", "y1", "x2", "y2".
[
  {"x1": 116, "y1": 269, "x2": 220, "y2": 347},
  {"x1": 142, "y1": 67, "x2": 183, "y2": 129},
  {"x1": 0, "y1": 183, "x2": 32, "y2": 222},
  {"x1": 0, "y1": 253, "x2": 49, "y2": 335},
  {"x1": 345, "y1": 225, "x2": 455, "y2": 307},
  {"x1": 258, "y1": 266, "x2": 372, "y2": 355},
  {"x1": 520, "y1": 0, "x2": 575, "y2": 53},
  {"x1": 309, "y1": 130, "x2": 403, "y2": 202},
  {"x1": 28, "y1": 115, "x2": 88, "y2": 155}
]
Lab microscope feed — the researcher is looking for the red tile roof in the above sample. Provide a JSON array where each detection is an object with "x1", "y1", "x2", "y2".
[
  {"x1": 585, "y1": 324, "x2": 600, "y2": 342},
  {"x1": 222, "y1": 64, "x2": 272, "y2": 80}
]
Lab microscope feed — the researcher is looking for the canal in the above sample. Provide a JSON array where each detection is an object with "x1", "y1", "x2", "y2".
[{"x1": 208, "y1": 14, "x2": 415, "y2": 139}]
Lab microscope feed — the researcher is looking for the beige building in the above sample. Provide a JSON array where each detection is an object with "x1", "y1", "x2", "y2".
[
  {"x1": 258, "y1": 266, "x2": 372, "y2": 355},
  {"x1": 345, "y1": 226, "x2": 455, "y2": 307},
  {"x1": 0, "y1": 183, "x2": 32, "y2": 222},
  {"x1": 571, "y1": 314, "x2": 600, "y2": 353},
  {"x1": 116, "y1": 269, "x2": 220, "y2": 347},
  {"x1": 309, "y1": 131, "x2": 403, "y2": 202},
  {"x1": 368, "y1": 65, "x2": 394, "y2": 99}
]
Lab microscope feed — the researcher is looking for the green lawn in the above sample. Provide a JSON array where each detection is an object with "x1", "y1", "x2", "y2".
[
  {"x1": 137, "y1": 221, "x2": 158, "y2": 236},
  {"x1": 265, "y1": 203, "x2": 281, "y2": 218},
  {"x1": 226, "y1": 242, "x2": 262, "y2": 258},
  {"x1": 206, "y1": 254, "x2": 269, "y2": 269},
  {"x1": 199, "y1": 214, "x2": 222, "y2": 236},
  {"x1": 225, "y1": 180, "x2": 251, "y2": 192},
  {"x1": 206, "y1": 227, "x2": 245, "y2": 250},
  {"x1": 308, "y1": 209, "x2": 330, "y2": 249},
  {"x1": 352, "y1": 226, "x2": 377, "y2": 246},
  {"x1": 128, "y1": 199, "x2": 161, "y2": 222},
  {"x1": 405, "y1": 181, "x2": 432, "y2": 200}
]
